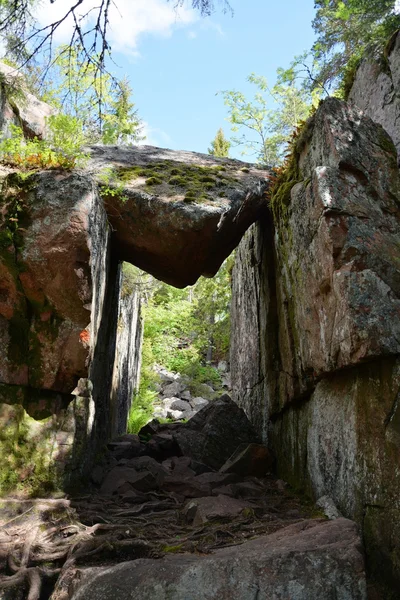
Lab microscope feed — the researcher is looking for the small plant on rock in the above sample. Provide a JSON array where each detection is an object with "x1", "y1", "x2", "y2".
[{"x1": 0, "y1": 116, "x2": 89, "y2": 170}]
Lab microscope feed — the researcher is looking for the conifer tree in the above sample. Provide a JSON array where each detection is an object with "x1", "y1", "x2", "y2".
[
  {"x1": 208, "y1": 127, "x2": 231, "y2": 158},
  {"x1": 102, "y1": 78, "x2": 144, "y2": 144}
]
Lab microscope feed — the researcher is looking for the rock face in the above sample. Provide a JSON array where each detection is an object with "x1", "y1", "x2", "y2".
[
  {"x1": 88, "y1": 145, "x2": 270, "y2": 287},
  {"x1": 277, "y1": 98, "x2": 400, "y2": 404},
  {"x1": 0, "y1": 172, "x2": 104, "y2": 393},
  {"x1": 109, "y1": 267, "x2": 143, "y2": 437},
  {"x1": 0, "y1": 62, "x2": 55, "y2": 140},
  {"x1": 70, "y1": 519, "x2": 366, "y2": 600},
  {"x1": 231, "y1": 214, "x2": 277, "y2": 441},
  {"x1": 231, "y1": 97, "x2": 400, "y2": 590},
  {"x1": 348, "y1": 30, "x2": 400, "y2": 159},
  {"x1": 0, "y1": 169, "x2": 143, "y2": 488},
  {"x1": 173, "y1": 394, "x2": 260, "y2": 470}
]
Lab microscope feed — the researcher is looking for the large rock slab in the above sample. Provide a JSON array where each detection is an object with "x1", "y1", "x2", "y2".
[
  {"x1": 272, "y1": 357, "x2": 400, "y2": 588},
  {"x1": 274, "y1": 97, "x2": 400, "y2": 404},
  {"x1": 86, "y1": 145, "x2": 271, "y2": 287},
  {"x1": 219, "y1": 443, "x2": 273, "y2": 477},
  {"x1": 183, "y1": 494, "x2": 254, "y2": 526},
  {"x1": 69, "y1": 519, "x2": 366, "y2": 600},
  {"x1": 173, "y1": 394, "x2": 259, "y2": 470},
  {"x1": 0, "y1": 171, "x2": 105, "y2": 392},
  {"x1": 230, "y1": 216, "x2": 278, "y2": 439},
  {"x1": 109, "y1": 265, "x2": 143, "y2": 437},
  {"x1": 0, "y1": 169, "x2": 143, "y2": 488},
  {"x1": 231, "y1": 96, "x2": 400, "y2": 591}
]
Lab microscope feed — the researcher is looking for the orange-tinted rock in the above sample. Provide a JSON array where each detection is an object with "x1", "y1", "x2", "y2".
[{"x1": 0, "y1": 172, "x2": 102, "y2": 393}]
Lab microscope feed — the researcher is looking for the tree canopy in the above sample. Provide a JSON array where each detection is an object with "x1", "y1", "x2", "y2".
[
  {"x1": 312, "y1": 0, "x2": 400, "y2": 90},
  {"x1": 220, "y1": 69, "x2": 312, "y2": 167}
]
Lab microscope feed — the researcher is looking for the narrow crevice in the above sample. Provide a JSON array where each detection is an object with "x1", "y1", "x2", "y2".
[{"x1": 384, "y1": 390, "x2": 400, "y2": 428}]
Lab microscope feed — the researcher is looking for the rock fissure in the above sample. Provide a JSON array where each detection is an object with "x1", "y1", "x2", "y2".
[{"x1": 384, "y1": 389, "x2": 400, "y2": 428}]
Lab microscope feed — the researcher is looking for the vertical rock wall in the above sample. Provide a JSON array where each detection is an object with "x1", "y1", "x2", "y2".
[
  {"x1": 0, "y1": 169, "x2": 142, "y2": 492},
  {"x1": 348, "y1": 31, "x2": 400, "y2": 160},
  {"x1": 110, "y1": 268, "x2": 143, "y2": 438},
  {"x1": 230, "y1": 214, "x2": 278, "y2": 441},
  {"x1": 231, "y1": 97, "x2": 400, "y2": 588}
]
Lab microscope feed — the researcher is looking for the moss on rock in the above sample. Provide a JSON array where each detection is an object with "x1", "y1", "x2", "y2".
[
  {"x1": 102, "y1": 160, "x2": 239, "y2": 204},
  {"x1": 0, "y1": 402, "x2": 63, "y2": 497}
]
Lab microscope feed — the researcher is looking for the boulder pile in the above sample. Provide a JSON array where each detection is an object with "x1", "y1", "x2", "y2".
[{"x1": 151, "y1": 363, "x2": 231, "y2": 422}]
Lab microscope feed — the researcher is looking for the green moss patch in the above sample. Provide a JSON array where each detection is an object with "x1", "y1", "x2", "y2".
[
  {"x1": 269, "y1": 114, "x2": 315, "y2": 226},
  {"x1": 104, "y1": 160, "x2": 240, "y2": 204},
  {"x1": 0, "y1": 402, "x2": 63, "y2": 497}
]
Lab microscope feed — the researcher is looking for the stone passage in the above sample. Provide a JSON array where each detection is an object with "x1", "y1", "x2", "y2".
[
  {"x1": 2, "y1": 46, "x2": 400, "y2": 596},
  {"x1": 0, "y1": 395, "x2": 367, "y2": 600}
]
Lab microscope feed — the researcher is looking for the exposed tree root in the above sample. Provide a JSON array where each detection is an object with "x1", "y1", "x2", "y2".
[{"x1": 0, "y1": 477, "x2": 317, "y2": 599}]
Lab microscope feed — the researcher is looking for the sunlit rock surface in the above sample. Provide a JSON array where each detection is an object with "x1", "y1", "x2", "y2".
[
  {"x1": 231, "y1": 97, "x2": 400, "y2": 589},
  {"x1": 0, "y1": 61, "x2": 55, "y2": 140},
  {"x1": 70, "y1": 519, "x2": 366, "y2": 600},
  {"x1": 348, "y1": 30, "x2": 400, "y2": 160}
]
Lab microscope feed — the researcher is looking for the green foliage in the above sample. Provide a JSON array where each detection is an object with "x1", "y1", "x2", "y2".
[
  {"x1": 121, "y1": 262, "x2": 142, "y2": 298},
  {"x1": 208, "y1": 127, "x2": 231, "y2": 157},
  {"x1": 220, "y1": 68, "x2": 312, "y2": 167},
  {"x1": 46, "y1": 114, "x2": 87, "y2": 157},
  {"x1": 127, "y1": 388, "x2": 157, "y2": 434},
  {"x1": 0, "y1": 122, "x2": 88, "y2": 169},
  {"x1": 102, "y1": 77, "x2": 145, "y2": 144},
  {"x1": 127, "y1": 338, "x2": 159, "y2": 434},
  {"x1": 143, "y1": 260, "x2": 232, "y2": 373},
  {"x1": 40, "y1": 44, "x2": 144, "y2": 144},
  {"x1": 269, "y1": 113, "x2": 315, "y2": 226},
  {"x1": 127, "y1": 257, "x2": 233, "y2": 429},
  {"x1": 312, "y1": 0, "x2": 400, "y2": 91},
  {"x1": 98, "y1": 167, "x2": 129, "y2": 203},
  {"x1": 0, "y1": 66, "x2": 26, "y2": 107},
  {"x1": 0, "y1": 403, "x2": 62, "y2": 497}
]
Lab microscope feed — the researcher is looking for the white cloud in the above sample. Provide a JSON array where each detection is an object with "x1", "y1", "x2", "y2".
[
  {"x1": 138, "y1": 122, "x2": 172, "y2": 148},
  {"x1": 34, "y1": 0, "x2": 197, "y2": 56}
]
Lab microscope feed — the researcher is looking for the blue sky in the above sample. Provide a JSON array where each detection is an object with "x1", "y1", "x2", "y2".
[{"x1": 37, "y1": 0, "x2": 317, "y2": 160}]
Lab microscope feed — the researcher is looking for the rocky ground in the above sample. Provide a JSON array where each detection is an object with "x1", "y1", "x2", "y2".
[{"x1": 0, "y1": 395, "x2": 369, "y2": 599}]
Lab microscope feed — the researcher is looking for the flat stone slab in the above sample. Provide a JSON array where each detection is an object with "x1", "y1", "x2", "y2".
[
  {"x1": 85, "y1": 145, "x2": 271, "y2": 287},
  {"x1": 70, "y1": 518, "x2": 367, "y2": 600}
]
